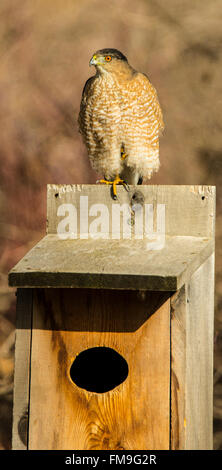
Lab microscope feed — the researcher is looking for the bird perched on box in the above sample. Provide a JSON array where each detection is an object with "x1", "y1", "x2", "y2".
[{"x1": 78, "y1": 48, "x2": 164, "y2": 199}]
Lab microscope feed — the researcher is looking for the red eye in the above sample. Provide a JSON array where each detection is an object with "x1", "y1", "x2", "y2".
[{"x1": 105, "y1": 55, "x2": 112, "y2": 62}]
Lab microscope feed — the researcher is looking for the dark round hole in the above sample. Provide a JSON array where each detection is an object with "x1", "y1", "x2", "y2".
[
  {"x1": 70, "y1": 347, "x2": 128, "y2": 393},
  {"x1": 202, "y1": 196, "x2": 205, "y2": 200},
  {"x1": 55, "y1": 193, "x2": 59, "y2": 198}
]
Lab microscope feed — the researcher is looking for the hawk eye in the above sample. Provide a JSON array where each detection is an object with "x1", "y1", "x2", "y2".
[{"x1": 105, "y1": 55, "x2": 112, "y2": 62}]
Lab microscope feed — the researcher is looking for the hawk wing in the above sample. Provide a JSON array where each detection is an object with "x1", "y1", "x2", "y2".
[
  {"x1": 78, "y1": 76, "x2": 96, "y2": 137},
  {"x1": 137, "y1": 72, "x2": 164, "y2": 134}
]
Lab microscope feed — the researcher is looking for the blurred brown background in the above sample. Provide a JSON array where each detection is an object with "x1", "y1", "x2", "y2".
[{"x1": 0, "y1": 0, "x2": 222, "y2": 449}]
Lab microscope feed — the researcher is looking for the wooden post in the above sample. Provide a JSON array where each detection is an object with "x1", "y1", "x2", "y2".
[{"x1": 9, "y1": 185, "x2": 215, "y2": 450}]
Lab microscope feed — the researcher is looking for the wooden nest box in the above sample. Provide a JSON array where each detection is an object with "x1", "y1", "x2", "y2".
[{"x1": 9, "y1": 184, "x2": 215, "y2": 450}]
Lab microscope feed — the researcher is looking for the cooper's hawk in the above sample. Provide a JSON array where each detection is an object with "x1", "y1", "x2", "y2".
[{"x1": 78, "y1": 48, "x2": 164, "y2": 199}]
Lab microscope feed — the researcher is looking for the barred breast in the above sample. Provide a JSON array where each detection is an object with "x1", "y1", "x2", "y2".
[
  {"x1": 78, "y1": 71, "x2": 164, "y2": 180},
  {"x1": 118, "y1": 72, "x2": 164, "y2": 178},
  {"x1": 78, "y1": 74, "x2": 123, "y2": 179}
]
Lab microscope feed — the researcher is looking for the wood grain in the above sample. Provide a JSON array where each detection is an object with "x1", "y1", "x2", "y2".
[
  {"x1": 12, "y1": 289, "x2": 33, "y2": 450},
  {"x1": 185, "y1": 254, "x2": 214, "y2": 449},
  {"x1": 47, "y1": 184, "x2": 215, "y2": 238},
  {"x1": 171, "y1": 254, "x2": 214, "y2": 449},
  {"x1": 9, "y1": 184, "x2": 215, "y2": 290},
  {"x1": 170, "y1": 285, "x2": 186, "y2": 449},
  {"x1": 11, "y1": 185, "x2": 215, "y2": 450},
  {"x1": 28, "y1": 288, "x2": 170, "y2": 450},
  {"x1": 8, "y1": 235, "x2": 214, "y2": 291}
]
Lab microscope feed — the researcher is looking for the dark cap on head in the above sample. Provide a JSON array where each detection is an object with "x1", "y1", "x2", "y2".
[{"x1": 96, "y1": 48, "x2": 128, "y2": 62}]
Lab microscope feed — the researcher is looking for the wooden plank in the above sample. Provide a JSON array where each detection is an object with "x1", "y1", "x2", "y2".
[
  {"x1": 12, "y1": 289, "x2": 33, "y2": 450},
  {"x1": 185, "y1": 253, "x2": 214, "y2": 449},
  {"x1": 8, "y1": 235, "x2": 214, "y2": 291},
  {"x1": 47, "y1": 184, "x2": 215, "y2": 238},
  {"x1": 29, "y1": 288, "x2": 170, "y2": 450},
  {"x1": 171, "y1": 254, "x2": 214, "y2": 449},
  {"x1": 170, "y1": 285, "x2": 186, "y2": 449}
]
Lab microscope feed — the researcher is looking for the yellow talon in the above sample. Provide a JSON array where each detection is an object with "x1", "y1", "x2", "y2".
[
  {"x1": 97, "y1": 176, "x2": 129, "y2": 199},
  {"x1": 121, "y1": 147, "x2": 127, "y2": 161},
  {"x1": 112, "y1": 176, "x2": 124, "y2": 199},
  {"x1": 98, "y1": 179, "x2": 111, "y2": 185}
]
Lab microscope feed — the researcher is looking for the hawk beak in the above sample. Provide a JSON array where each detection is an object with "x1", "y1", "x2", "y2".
[{"x1": 89, "y1": 55, "x2": 98, "y2": 66}]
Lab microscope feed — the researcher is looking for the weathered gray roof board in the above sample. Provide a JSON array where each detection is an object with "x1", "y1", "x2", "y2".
[{"x1": 8, "y1": 185, "x2": 215, "y2": 291}]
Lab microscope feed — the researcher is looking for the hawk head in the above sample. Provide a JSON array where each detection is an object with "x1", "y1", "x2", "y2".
[{"x1": 89, "y1": 48, "x2": 129, "y2": 73}]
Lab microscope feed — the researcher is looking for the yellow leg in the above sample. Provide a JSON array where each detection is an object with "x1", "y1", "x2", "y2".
[
  {"x1": 121, "y1": 147, "x2": 127, "y2": 161},
  {"x1": 97, "y1": 176, "x2": 129, "y2": 199}
]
